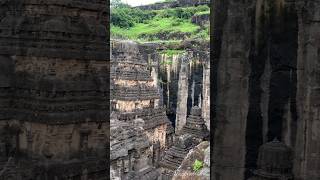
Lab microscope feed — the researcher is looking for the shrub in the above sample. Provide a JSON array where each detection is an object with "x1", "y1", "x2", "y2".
[
  {"x1": 111, "y1": 7, "x2": 156, "y2": 28},
  {"x1": 193, "y1": 159, "x2": 203, "y2": 173},
  {"x1": 111, "y1": 8, "x2": 135, "y2": 28}
]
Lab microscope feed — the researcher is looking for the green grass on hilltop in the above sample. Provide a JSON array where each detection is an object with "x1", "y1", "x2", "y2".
[
  {"x1": 111, "y1": 4, "x2": 210, "y2": 42},
  {"x1": 195, "y1": 10, "x2": 210, "y2": 15},
  {"x1": 111, "y1": 17, "x2": 199, "y2": 40}
]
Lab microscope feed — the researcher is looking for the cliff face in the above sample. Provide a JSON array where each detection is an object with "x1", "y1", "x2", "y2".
[{"x1": 212, "y1": 0, "x2": 320, "y2": 180}]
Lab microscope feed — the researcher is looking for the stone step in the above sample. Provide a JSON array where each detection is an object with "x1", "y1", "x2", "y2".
[{"x1": 160, "y1": 159, "x2": 181, "y2": 170}]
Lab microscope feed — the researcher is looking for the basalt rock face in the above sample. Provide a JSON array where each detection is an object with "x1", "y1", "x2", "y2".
[
  {"x1": 0, "y1": 0, "x2": 109, "y2": 179},
  {"x1": 212, "y1": 0, "x2": 320, "y2": 180}
]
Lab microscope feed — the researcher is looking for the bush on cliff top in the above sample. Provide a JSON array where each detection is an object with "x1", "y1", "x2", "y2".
[{"x1": 111, "y1": 7, "x2": 156, "y2": 28}]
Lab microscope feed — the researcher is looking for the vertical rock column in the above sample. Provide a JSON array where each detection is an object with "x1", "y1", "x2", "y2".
[
  {"x1": 202, "y1": 59, "x2": 210, "y2": 130},
  {"x1": 294, "y1": 1, "x2": 320, "y2": 179},
  {"x1": 175, "y1": 61, "x2": 189, "y2": 132},
  {"x1": 212, "y1": 1, "x2": 252, "y2": 179}
]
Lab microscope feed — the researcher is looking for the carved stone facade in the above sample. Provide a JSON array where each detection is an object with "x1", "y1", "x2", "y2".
[
  {"x1": 110, "y1": 40, "x2": 174, "y2": 179},
  {"x1": 0, "y1": 0, "x2": 109, "y2": 179}
]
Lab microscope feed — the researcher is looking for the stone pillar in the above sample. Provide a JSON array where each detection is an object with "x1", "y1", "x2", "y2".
[
  {"x1": 175, "y1": 61, "x2": 189, "y2": 132},
  {"x1": 202, "y1": 60, "x2": 210, "y2": 130}
]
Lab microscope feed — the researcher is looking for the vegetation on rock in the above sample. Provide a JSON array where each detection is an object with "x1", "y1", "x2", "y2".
[{"x1": 192, "y1": 159, "x2": 203, "y2": 173}]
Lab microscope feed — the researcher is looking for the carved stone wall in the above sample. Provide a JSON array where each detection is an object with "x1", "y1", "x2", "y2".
[
  {"x1": 111, "y1": 40, "x2": 173, "y2": 147},
  {"x1": 16, "y1": 121, "x2": 108, "y2": 160},
  {"x1": 0, "y1": 0, "x2": 109, "y2": 179},
  {"x1": 0, "y1": 0, "x2": 109, "y2": 123}
]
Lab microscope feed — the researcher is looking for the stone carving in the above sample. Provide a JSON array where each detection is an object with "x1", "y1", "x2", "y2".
[
  {"x1": 159, "y1": 134, "x2": 195, "y2": 179},
  {"x1": 178, "y1": 106, "x2": 209, "y2": 140},
  {"x1": 250, "y1": 139, "x2": 293, "y2": 180}
]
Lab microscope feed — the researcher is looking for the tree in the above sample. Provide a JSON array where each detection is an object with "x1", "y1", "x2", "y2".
[{"x1": 111, "y1": 0, "x2": 130, "y2": 8}]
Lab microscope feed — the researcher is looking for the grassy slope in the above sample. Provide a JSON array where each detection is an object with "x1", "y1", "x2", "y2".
[
  {"x1": 111, "y1": 17, "x2": 199, "y2": 40},
  {"x1": 111, "y1": 6, "x2": 210, "y2": 42}
]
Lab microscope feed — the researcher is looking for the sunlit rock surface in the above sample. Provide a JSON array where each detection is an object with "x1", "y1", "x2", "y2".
[{"x1": 172, "y1": 141, "x2": 210, "y2": 180}]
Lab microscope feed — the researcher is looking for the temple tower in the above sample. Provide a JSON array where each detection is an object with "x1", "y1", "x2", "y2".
[
  {"x1": 110, "y1": 40, "x2": 174, "y2": 149},
  {"x1": 179, "y1": 106, "x2": 209, "y2": 140},
  {"x1": 110, "y1": 40, "x2": 174, "y2": 179}
]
